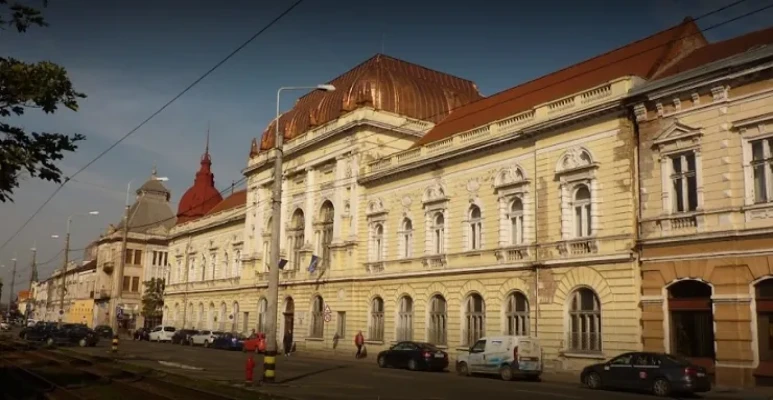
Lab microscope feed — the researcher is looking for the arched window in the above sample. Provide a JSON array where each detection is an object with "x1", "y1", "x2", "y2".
[
  {"x1": 397, "y1": 296, "x2": 413, "y2": 341},
  {"x1": 433, "y1": 213, "x2": 445, "y2": 254},
  {"x1": 428, "y1": 295, "x2": 447, "y2": 345},
  {"x1": 257, "y1": 298, "x2": 268, "y2": 333},
  {"x1": 510, "y1": 198, "x2": 524, "y2": 245},
  {"x1": 223, "y1": 252, "x2": 230, "y2": 279},
  {"x1": 468, "y1": 205, "x2": 482, "y2": 250},
  {"x1": 188, "y1": 302, "x2": 194, "y2": 328},
  {"x1": 289, "y1": 209, "x2": 305, "y2": 270},
  {"x1": 573, "y1": 185, "x2": 592, "y2": 238},
  {"x1": 505, "y1": 292, "x2": 529, "y2": 336},
  {"x1": 310, "y1": 295, "x2": 325, "y2": 338},
  {"x1": 200, "y1": 255, "x2": 207, "y2": 281},
  {"x1": 372, "y1": 224, "x2": 384, "y2": 261},
  {"x1": 210, "y1": 253, "x2": 217, "y2": 280},
  {"x1": 464, "y1": 294, "x2": 485, "y2": 345},
  {"x1": 234, "y1": 250, "x2": 241, "y2": 277},
  {"x1": 263, "y1": 216, "x2": 272, "y2": 271},
  {"x1": 568, "y1": 288, "x2": 601, "y2": 352},
  {"x1": 198, "y1": 303, "x2": 205, "y2": 329},
  {"x1": 318, "y1": 202, "x2": 334, "y2": 269},
  {"x1": 208, "y1": 302, "x2": 215, "y2": 330},
  {"x1": 369, "y1": 297, "x2": 385, "y2": 341},
  {"x1": 219, "y1": 302, "x2": 227, "y2": 331},
  {"x1": 669, "y1": 280, "x2": 714, "y2": 360},
  {"x1": 232, "y1": 302, "x2": 240, "y2": 332},
  {"x1": 400, "y1": 218, "x2": 413, "y2": 258},
  {"x1": 173, "y1": 303, "x2": 180, "y2": 327}
]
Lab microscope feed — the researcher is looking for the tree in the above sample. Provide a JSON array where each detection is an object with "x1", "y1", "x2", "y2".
[
  {"x1": 141, "y1": 278, "x2": 164, "y2": 324},
  {"x1": 1, "y1": 0, "x2": 86, "y2": 202}
]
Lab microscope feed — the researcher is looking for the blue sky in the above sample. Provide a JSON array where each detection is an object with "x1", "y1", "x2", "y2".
[{"x1": 1, "y1": 0, "x2": 771, "y2": 291}]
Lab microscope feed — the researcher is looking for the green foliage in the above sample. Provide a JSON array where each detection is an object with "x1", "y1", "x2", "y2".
[
  {"x1": 141, "y1": 278, "x2": 165, "y2": 318},
  {"x1": 0, "y1": 0, "x2": 86, "y2": 202}
]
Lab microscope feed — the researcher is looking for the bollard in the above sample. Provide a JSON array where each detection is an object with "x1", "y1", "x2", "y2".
[
  {"x1": 245, "y1": 354, "x2": 255, "y2": 386},
  {"x1": 111, "y1": 334, "x2": 119, "y2": 353}
]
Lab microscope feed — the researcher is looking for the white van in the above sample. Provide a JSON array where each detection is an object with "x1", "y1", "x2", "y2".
[
  {"x1": 149, "y1": 325, "x2": 176, "y2": 342},
  {"x1": 456, "y1": 335, "x2": 542, "y2": 381}
]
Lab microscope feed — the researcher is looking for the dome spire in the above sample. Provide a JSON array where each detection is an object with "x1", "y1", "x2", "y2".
[{"x1": 201, "y1": 121, "x2": 211, "y2": 163}]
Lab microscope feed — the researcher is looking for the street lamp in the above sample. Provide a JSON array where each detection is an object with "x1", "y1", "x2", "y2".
[
  {"x1": 112, "y1": 175, "x2": 169, "y2": 332},
  {"x1": 264, "y1": 83, "x2": 336, "y2": 383},
  {"x1": 56, "y1": 210, "x2": 99, "y2": 325},
  {"x1": 8, "y1": 255, "x2": 17, "y2": 320}
]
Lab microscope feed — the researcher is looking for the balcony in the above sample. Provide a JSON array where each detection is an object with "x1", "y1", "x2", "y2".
[
  {"x1": 365, "y1": 261, "x2": 385, "y2": 274},
  {"x1": 421, "y1": 255, "x2": 447, "y2": 269},
  {"x1": 494, "y1": 245, "x2": 531, "y2": 263},
  {"x1": 556, "y1": 238, "x2": 599, "y2": 257}
]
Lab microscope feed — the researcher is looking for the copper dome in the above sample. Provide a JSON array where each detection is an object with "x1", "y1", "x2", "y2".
[{"x1": 255, "y1": 54, "x2": 483, "y2": 152}]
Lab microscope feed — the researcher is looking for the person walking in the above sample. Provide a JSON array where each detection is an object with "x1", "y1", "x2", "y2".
[
  {"x1": 354, "y1": 331, "x2": 365, "y2": 359},
  {"x1": 283, "y1": 329, "x2": 293, "y2": 356}
]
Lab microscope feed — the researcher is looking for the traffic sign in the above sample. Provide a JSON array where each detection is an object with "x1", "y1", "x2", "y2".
[
  {"x1": 324, "y1": 304, "x2": 331, "y2": 314},
  {"x1": 116, "y1": 307, "x2": 123, "y2": 319}
]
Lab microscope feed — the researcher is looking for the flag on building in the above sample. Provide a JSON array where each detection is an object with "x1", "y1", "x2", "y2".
[
  {"x1": 308, "y1": 255, "x2": 319, "y2": 273},
  {"x1": 278, "y1": 259, "x2": 288, "y2": 270}
]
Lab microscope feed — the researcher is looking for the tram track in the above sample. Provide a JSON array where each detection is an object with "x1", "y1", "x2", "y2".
[{"x1": 0, "y1": 339, "x2": 247, "y2": 400}]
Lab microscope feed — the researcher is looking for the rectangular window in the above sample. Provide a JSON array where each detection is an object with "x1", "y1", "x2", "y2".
[
  {"x1": 131, "y1": 277, "x2": 140, "y2": 292},
  {"x1": 134, "y1": 249, "x2": 143, "y2": 265},
  {"x1": 337, "y1": 311, "x2": 346, "y2": 338},
  {"x1": 122, "y1": 276, "x2": 131, "y2": 291},
  {"x1": 670, "y1": 152, "x2": 698, "y2": 213},
  {"x1": 124, "y1": 249, "x2": 133, "y2": 264},
  {"x1": 751, "y1": 139, "x2": 773, "y2": 203}
]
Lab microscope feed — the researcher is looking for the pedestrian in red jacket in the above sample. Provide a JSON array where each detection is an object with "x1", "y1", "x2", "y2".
[{"x1": 355, "y1": 331, "x2": 365, "y2": 359}]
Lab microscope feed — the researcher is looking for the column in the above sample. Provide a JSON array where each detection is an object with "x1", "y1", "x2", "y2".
[
  {"x1": 349, "y1": 155, "x2": 360, "y2": 242},
  {"x1": 333, "y1": 155, "x2": 347, "y2": 241}
]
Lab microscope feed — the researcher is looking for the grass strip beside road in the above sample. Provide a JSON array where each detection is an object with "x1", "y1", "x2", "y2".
[{"x1": 55, "y1": 347, "x2": 291, "y2": 400}]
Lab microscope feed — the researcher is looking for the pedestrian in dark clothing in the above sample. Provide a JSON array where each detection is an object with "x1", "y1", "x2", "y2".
[
  {"x1": 355, "y1": 331, "x2": 365, "y2": 359},
  {"x1": 283, "y1": 329, "x2": 293, "y2": 356}
]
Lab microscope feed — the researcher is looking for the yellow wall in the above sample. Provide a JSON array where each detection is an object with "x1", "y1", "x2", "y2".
[{"x1": 66, "y1": 299, "x2": 95, "y2": 327}]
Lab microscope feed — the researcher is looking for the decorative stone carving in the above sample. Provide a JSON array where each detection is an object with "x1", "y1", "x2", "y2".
[
  {"x1": 422, "y1": 183, "x2": 447, "y2": 203},
  {"x1": 466, "y1": 178, "x2": 480, "y2": 193},
  {"x1": 556, "y1": 147, "x2": 593, "y2": 173},
  {"x1": 401, "y1": 195, "x2": 412, "y2": 208},
  {"x1": 633, "y1": 103, "x2": 647, "y2": 121},
  {"x1": 493, "y1": 166, "x2": 527, "y2": 188},
  {"x1": 345, "y1": 160, "x2": 352, "y2": 178},
  {"x1": 367, "y1": 198, "x2": 385, "y2": 214},
  {"x1": 344, "y1": 200, "x2": 351, "y2": 215}
]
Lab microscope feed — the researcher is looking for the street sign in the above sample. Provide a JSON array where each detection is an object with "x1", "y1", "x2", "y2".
[
  {"x1": 324, "y1": 304, "x2": 331, "y2": 314},
  {"x1": 116, "y1": 307, "x2": 123, "y2": 319}
]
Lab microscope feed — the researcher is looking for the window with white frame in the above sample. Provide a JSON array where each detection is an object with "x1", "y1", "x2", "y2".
[
  {"x1": 573, "y1": 185, "x2": 592, "y2": 237},
  {"x1": 399, "y1": 218, "x2": 413, "y2": 258},
  {"x1": 510, "y1": 198, "x2": 524, "y2": 245},
  {"x1": 310, "y1": 295, "x2": 325, "y2": 338},
  {"x1": 669, "y1": 152, "x2": 698, "y2": 213},
  {"x1": 397, "y1": 295, "x2": 413, "y2": 341},
  {"x1": 464, "y1": 293, "x2": 485, "y2": 345},
  {"x1": 200, "y1": 255, "x2": 207, "y2": 281},
  {"x1": 257, "y1": 297, "x2": 267, "y2": 333},
  {"x1": 223, "y1": 252, "x2": 229, "y2": 279},
  {"x1": 568, "y1": 288, "x2": 602, "y2": 352},
  {"x1": 210, "y1": 254, "x2": 216, "y2": 280},
  {"x1": 428, "y1": 295, "x2": 447, "y2": 346},
  {"x1": 751, "y1": 138, "x2": 773, "y2": 203},
  {"x1": 369, "y1": 297, "x2": 384, "y2": 341},
  {"x1": 234, "y1": 250, "x2": 241, "y2": 277},
  {"x1": 468, "y1": 205, "x2": 482, "y2": 250},
  {"x1": 433, "y1": 212, "x2": 445, "y2": 254},
  {"x1": 372, "y1": 223, "x2": 384, "y2": 261},
  {"x1": 505, "y1": 291, "x2": 529, "y2": 336}
]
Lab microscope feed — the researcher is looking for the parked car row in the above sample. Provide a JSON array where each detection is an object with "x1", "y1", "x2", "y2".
[
  {"x1": 19, "y1": 322, "x2": 99, "y2": 347},
  {"x1": 145, "y1": 325, "x2": 247, "y2": 351}
]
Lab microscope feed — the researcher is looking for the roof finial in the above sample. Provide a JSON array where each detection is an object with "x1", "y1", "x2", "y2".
[
  {"x1": 205, "y1": 121, "x2": 210, "y2": 154},
  {"x1": 151, "y1": 163, "x2": 157, "y2": 177}
]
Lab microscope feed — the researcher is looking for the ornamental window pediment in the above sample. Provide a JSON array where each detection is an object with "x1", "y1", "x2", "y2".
[
  {"x1": 366, "y1": 198, "x2": 388, "y2": 217},
  {"x1": 422, "y1": 183, "x2": 449, "y2": 205},
  {"x1": 652, "y1": 120, "x2": 703, "y2": 152},
  {"x1": 493, "y1": 165, "x2": 529, "y2": 190},
  {"x1": 555, "y1": 146, "x2": 597, "y2": 177}
]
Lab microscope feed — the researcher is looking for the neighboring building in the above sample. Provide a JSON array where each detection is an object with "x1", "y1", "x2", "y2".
[
  {"x1": 93, "y1": 168, "x2": 174, "y2": 330},
  {"x1": 163, "y1": 141, "x2": 248, "y2": 332},
  {"x1": 632, "y1": 28, "x2": 773, "y2": 387},
  {"x1": 32, "y1": 279, "x2": 51, "y2": 321},
  {"x1": 17, "y1": 290, "x2": 31, "y2": 316}
]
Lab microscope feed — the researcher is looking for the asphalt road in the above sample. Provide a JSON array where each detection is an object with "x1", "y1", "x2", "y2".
[{"x1": 63, "y1": 339, "x2": 664, "y2": 400}]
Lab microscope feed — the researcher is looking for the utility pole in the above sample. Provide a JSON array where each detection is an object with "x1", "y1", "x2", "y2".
[
  {"x1": 112, "y1": 187, "x2": 131, "y2": 332},
  {"x1": 58, "y1": 218, "x2": 72, "y2": 325},
  {"x1": 8, "y1": 255, "x2": 17, "y2": 318},
  {"x1": 264, "y1": 84, "x2": 335, "y2": 383},
  {"x1": 25, "y1": 246, "x2": 37, "y2": 322}
]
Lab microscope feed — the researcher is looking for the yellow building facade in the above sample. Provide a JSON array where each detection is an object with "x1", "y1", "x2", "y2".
[
  {"x1": 66, "y1": 299, "x2": 95, "y2": 327},
  {"x1": 633, "y1": 37, "x2": 773, "y2": 387}
]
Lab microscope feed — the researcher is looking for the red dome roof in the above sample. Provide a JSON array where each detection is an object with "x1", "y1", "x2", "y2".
[{"x1": 177, "y1": 143, "x2": 222, "y2": 225}]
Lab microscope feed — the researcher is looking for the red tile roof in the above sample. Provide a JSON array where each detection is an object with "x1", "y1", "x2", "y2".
[
  {"x1": 655, "y1": 26, "x2": 773, "y2": 78},
  {"x1": 415, "y1": 18, "x2": 706, "y2": 146},
  {"x1": 205, "y1": 189, "x2": 247, "y2": 216},
  {"x1": 17, "y1": 290, "x2": 30, "y2": 301}
]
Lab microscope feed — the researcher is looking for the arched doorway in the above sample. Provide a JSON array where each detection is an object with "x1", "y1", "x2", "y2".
[
  {"x1": 284, "y1": 297, "x2": 295, "y2": 336},
  {"x1": 668, "y1": 280, "x2": 715, "y2": 373},
  {"x1": 755, "y1": 279, "x2": 773, "y2": 384}
]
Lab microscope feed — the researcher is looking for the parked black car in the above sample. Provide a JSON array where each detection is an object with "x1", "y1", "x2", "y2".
[
  {"x1": 171, "y1": 329, "x2": 197, "y2": 345},
  {"x1": 133, "y1": 327, "x2": 151, "y2": 341},
  {"x1": 19, "y1": 324, "x2": 70, "y2": 346},
  {"x1": 376, "y1": 341, "x2": 449, "y2": 371},
  {"x1": 211, "y1": 332, "x2": 245, "y2": 351},
  {"x1": 94, "y1": 325, "x2": 114, "y2": 339},
  {"x1": 581, "y1": 352, "x2": 711, "y2": 397},
  {"x1": 59, "y1": 324, "x2": 100, "y2": 347}
]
